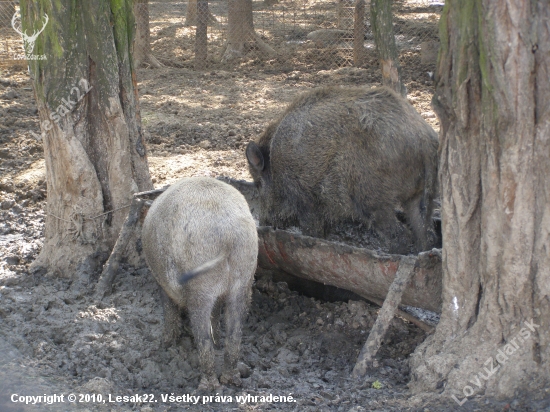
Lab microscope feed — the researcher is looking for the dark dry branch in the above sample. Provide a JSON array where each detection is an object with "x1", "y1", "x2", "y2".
[{"x1": 95, "y1": 198, "x2": 146, "y2": 299}]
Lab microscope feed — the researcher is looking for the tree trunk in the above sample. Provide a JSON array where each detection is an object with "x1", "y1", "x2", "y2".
[
  {"x1": 185, "y1": 0, "x2": 217, "y2": 27},
  {"x1": 221, "y1": 0, "x2": 275, "y2": 62},
  {"x1": 20, "y1": 0, "x2": 153, "y2": 280},
  {"x1": 134, "y1": 0, "x2": 162, "y2": 67},
  {"x1": 194, "y1": 0, "x2": 208, "y2": 69},
  {"x1": 410, "y1": 0, "x2": 550, "y2": 403},
  {"x1": 370, "y1": 0, "x2": 406, "y2": 96}
]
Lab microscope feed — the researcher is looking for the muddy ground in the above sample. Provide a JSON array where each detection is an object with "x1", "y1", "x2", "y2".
[{"x1": 0, "y1": 49, "x2": 536, "y2": 412}]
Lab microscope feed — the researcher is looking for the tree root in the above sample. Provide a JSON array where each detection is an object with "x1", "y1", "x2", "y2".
[{"x1": 221, "y1": 32, "x2": 276, "y2": 62}]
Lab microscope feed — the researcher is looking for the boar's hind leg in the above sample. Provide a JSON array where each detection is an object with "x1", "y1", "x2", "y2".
[
  {"x1": 220, "y1": 285, "x2": 252, "y2": 386},
  {"x1": 160, "y1": 289, "x2": 182, "y2": 347},
  {"x1": 404, "y1": 193, "x2": 430, "y2": 253},
  {"x1": 188, "y1": 293, "x2": 220, "y2": 390},
  {"x1": 210, "y1": 299, "x2": 222, "y2": 350}
]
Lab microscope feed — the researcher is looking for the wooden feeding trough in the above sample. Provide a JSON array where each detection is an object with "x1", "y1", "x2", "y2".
[{"x1": 255, "y1": 226, "x2": 442, "y2": 313}]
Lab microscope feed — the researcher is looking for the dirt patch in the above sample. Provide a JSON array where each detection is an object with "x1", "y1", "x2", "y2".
[{"x1": 0, "y1": 264, "x2": 428, "y2": 411}]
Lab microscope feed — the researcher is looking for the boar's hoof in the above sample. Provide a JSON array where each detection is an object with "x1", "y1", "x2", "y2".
[
  {"x1": 220, "y1": 371, "x2": 242, "y2": 387},
  {"x1": 198, "y1": 375, "x2": 221, "y2": 391}
]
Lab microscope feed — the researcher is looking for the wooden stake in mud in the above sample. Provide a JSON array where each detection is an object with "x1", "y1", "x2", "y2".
[
  {"x1": 95, "y1": 198, "x2": 146, "y2": 300},
  {"x1": 95, "y1": 187, "x2": 168, "y2": 299},
  {"x1": 352, "y1": 255, "x2": 417, "y2": 377}
]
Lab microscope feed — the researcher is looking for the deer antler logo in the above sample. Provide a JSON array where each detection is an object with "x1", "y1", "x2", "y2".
[{"x1": 11, "y1": 11, "x2": 49, "y2": 57}]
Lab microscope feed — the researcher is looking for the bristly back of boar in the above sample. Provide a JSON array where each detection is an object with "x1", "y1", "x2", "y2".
[{"x1": 246, "y1": 86, "x2": 439, "y2": 253}]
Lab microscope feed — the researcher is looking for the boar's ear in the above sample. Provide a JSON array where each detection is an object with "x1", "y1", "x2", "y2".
[{"x1": 246, "y1": 142, "x2": 265, "y2": 172}]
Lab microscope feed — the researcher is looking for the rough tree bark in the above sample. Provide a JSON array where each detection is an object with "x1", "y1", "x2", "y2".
[
  {"x1": 221, "y1": 0, "x2": 276, "y2": 62},
  {"x1": 21, "y1": 0, "x2": 153, "y2": 279},
  {"x1": 370, "y1": 0, "x2": 406, "y2": 96},
  {"x1": 133, "y1": 0, "x2": 162, "y2": 67},
  {"x1": 410, "y1": 0, "x2": 550, "y2": 403}
]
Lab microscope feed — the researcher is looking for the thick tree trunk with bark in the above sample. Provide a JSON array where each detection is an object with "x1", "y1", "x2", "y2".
[
  {"x1": 20, "y1": 0, "x2": 153, "y2": 279},
  {"x1": 134, "y1": 0, "x2": 162, "y2": 67},
  {"x1": 370, "y1": 0, "x2": 406, "y2": 96},
  {"x1": 221, "y1": 0, "x2": 275, "y2": 62},
  {"x1": 410, "y1": 0, "x2": 550, "y2": 403}
]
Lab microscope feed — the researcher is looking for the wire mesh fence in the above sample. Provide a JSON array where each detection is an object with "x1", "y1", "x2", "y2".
[
  {"x1": 0, "y1": 1, "x2": 26, "y2": 63},
  {"x1": 134, "y1": 0, "x2": 443, "y2": 70},
  {"x1": 0, "y1": 0, "x2": 442, "y2": 70}
]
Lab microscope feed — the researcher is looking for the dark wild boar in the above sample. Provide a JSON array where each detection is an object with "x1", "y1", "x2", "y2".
[{"x1": 246, "y1": 86, "x2": 438, "y2": 253}]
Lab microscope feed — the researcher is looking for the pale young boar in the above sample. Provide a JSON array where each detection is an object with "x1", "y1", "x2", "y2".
[{"x1": 142, "y1": 177, "x2": 258, "y2": 390}]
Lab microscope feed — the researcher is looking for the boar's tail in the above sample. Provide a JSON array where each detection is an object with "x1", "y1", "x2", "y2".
[{"x1": 178, "y1": 252, "x2": 228, "y2": 285}]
